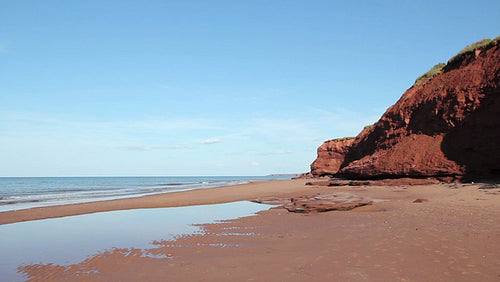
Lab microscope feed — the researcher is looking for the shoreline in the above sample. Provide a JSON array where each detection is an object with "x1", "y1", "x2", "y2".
[
  {"x1": 0, "y1": 179, "x2": 314, "y2": 225},
  {"x1": 14, "y1": 180, "x2": 500, "y2": 281},
  {"x1": 0, "y1": 176, "x2": 287, "y2": 214}
]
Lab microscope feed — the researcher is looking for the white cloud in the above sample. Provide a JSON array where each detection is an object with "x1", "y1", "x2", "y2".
[
  {"x1": 120, "y1": 144, "x2": 191, "y2": 151},
  {"x1": 0, "y1": 110, "x2": 223, "y2": 131},
  {"x1": 121, "y1": 145, "x2": 150, "y2": 151},
  {"x1": 0, "y1": 105, "x2": 381, "y2": 176},
  {"x1": 0, "y1": 111, "x2": 224, "y2": 142},
  {"x1": 200, "y1": 138, "x2": 221, "y2": 144},
  {"x1": 256, "y1": 150, "x2": 294, "y2": 156}
]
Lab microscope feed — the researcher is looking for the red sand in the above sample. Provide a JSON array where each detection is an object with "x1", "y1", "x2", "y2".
[{"x1": 3, "y1": 179, "x2": 500, "y2": 281}]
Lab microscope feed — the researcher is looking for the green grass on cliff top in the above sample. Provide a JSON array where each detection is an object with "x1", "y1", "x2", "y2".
[
  {"x1": 414, "y1": 62, "x2": 446, "y2": 85},
  {"x1": 447, "y1": 36, "x2": 500, "y2": 66},
  {"x1": 455, "y1": 38, "x2": 493, "y2": 55},
  {"x1": 328, "y1": 136, "x2": 355, "y2": 142},
  {"x1": 414, "y1": 36, "x2": 499, "y2": 86}
]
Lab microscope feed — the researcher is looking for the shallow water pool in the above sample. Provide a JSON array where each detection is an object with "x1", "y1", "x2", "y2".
[{"x1": 0, "y1": 201, "x2": 270, "y2": 281}]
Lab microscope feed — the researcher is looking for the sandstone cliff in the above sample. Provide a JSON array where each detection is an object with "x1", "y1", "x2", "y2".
[
  {"x1": 311, "y1": 38, "x2": 500, "y2": 181},
  {"x1": 310, "y1": 137, "x2": 355, "y2": 176}
]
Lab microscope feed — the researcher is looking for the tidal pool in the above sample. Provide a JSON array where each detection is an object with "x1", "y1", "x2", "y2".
[{"x1": 0, "y1": 201, "x2": 270, "y2": 281}]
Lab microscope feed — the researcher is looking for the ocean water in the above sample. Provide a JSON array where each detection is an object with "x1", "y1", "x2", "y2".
[{"x1": 0, "y1": 176, "x2": 290, "y2": 212}]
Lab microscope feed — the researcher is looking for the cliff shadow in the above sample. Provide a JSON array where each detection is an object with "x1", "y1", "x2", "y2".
[{"x1": 441, "y1": 88, "x2": 500, "y2": 181}]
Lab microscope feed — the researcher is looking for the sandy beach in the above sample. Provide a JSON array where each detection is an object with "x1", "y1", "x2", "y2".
[
  {"x1": 3, "y1": 179, "x2": 500, "y2": 281},
  {"x1": 0, "y1": 179, "x2": 312, "y2": 225}
]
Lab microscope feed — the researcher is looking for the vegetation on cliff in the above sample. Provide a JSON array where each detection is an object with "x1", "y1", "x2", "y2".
[
  {"x1": 447, "y1": 36, "x2": 500, "y2": 67},
  {"x1": 328, "y1": 137, "x2": 355, "y2": 142},
  {"x1": 414, "y1": 63, "x2": 446, "y2": 85},
  {"x1": 460, "y1": 39, "x2": 491, "y2": 51},
  {"x1": 415, "y1": 37, "x2": 500, "y2": 86}
]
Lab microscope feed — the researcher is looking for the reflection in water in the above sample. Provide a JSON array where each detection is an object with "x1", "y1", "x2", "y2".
[{"x1": 0, "y1": 201, "x2": 270, "y2": 281}]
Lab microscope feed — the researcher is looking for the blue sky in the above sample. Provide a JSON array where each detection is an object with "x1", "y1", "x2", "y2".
[{"x1": 1, "y1": 0, "x2": 499, "y2": 176}]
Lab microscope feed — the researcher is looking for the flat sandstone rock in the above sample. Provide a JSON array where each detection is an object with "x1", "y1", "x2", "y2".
[{"x1": 253, "y1": 192, "x2": 373, "y2": 213}]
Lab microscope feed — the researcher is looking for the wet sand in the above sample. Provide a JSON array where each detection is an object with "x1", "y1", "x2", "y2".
[
  {"x1": 0, "y1": 179, "x2": 312, "y2": 225},
  {"x1": 4, "y1": 179, "x2": 500, "y2": 281}
]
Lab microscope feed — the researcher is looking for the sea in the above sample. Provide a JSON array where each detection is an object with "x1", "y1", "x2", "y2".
[{"x1": 0, "y1": 175, "x2": 292, "y2": 212}]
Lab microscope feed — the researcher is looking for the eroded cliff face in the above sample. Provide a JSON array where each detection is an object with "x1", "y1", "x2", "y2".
[
  {"x1": 310, "y1": 138, "x2": 355, "y2": 176},
  {"x1": 311, "y1": 38, "x2": 500, "y2": 181}
]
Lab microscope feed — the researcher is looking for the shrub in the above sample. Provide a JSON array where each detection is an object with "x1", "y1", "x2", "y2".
[
  {"x1": 413, "y1": 36, "x2": 499, "y2": 86},
  {"x1": 455, "y1": 38, "x2": 492, "y2": 55},
  {"x1": 363, "y1": 123, "x2": 375, "y2": 130},
  {"x1": 414, "y1": 62, "x2": 446, "y2": 85},
  {"x1": 447, "y1": 37, "x2": 496, "y2": 66},
  {"x1": 328, "y1": 136, "x2": 355, "y2": 142}
]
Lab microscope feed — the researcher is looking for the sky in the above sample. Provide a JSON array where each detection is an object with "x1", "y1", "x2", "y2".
[{"x1": 1, "y1": 0, "x2": 499, "y2": 177}]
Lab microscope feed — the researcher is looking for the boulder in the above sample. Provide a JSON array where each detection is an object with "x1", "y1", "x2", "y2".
[
  {"x1": 287, "y1": 193, "x2": 372, "y2": 213},
  {"x1": 253, "y1": 193, "x2": 373, "y2": 213}
]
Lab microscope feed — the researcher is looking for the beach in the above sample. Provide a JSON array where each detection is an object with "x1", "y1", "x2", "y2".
[
  {"x1": 0, "y1": 179, "x2": 309, "y2": 225},
  {"x1": 2, "y1": 179, "x2": 500, "y2": 281},
  {"x1": 3, "y1": 1, "x2": 499, "y2": 281}
]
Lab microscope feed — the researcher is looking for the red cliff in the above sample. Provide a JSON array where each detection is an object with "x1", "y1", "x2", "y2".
[
  {"x1": 311, "y1": 137, "x2": 355, "y2": 176},
  {"x1": 311, "y1": 38, "x2": 500, "y2": 181}
]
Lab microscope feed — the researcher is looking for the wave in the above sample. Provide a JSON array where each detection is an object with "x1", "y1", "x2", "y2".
[{"x1": 0, "y1": 176, "x2": 284, "y2": 212}]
